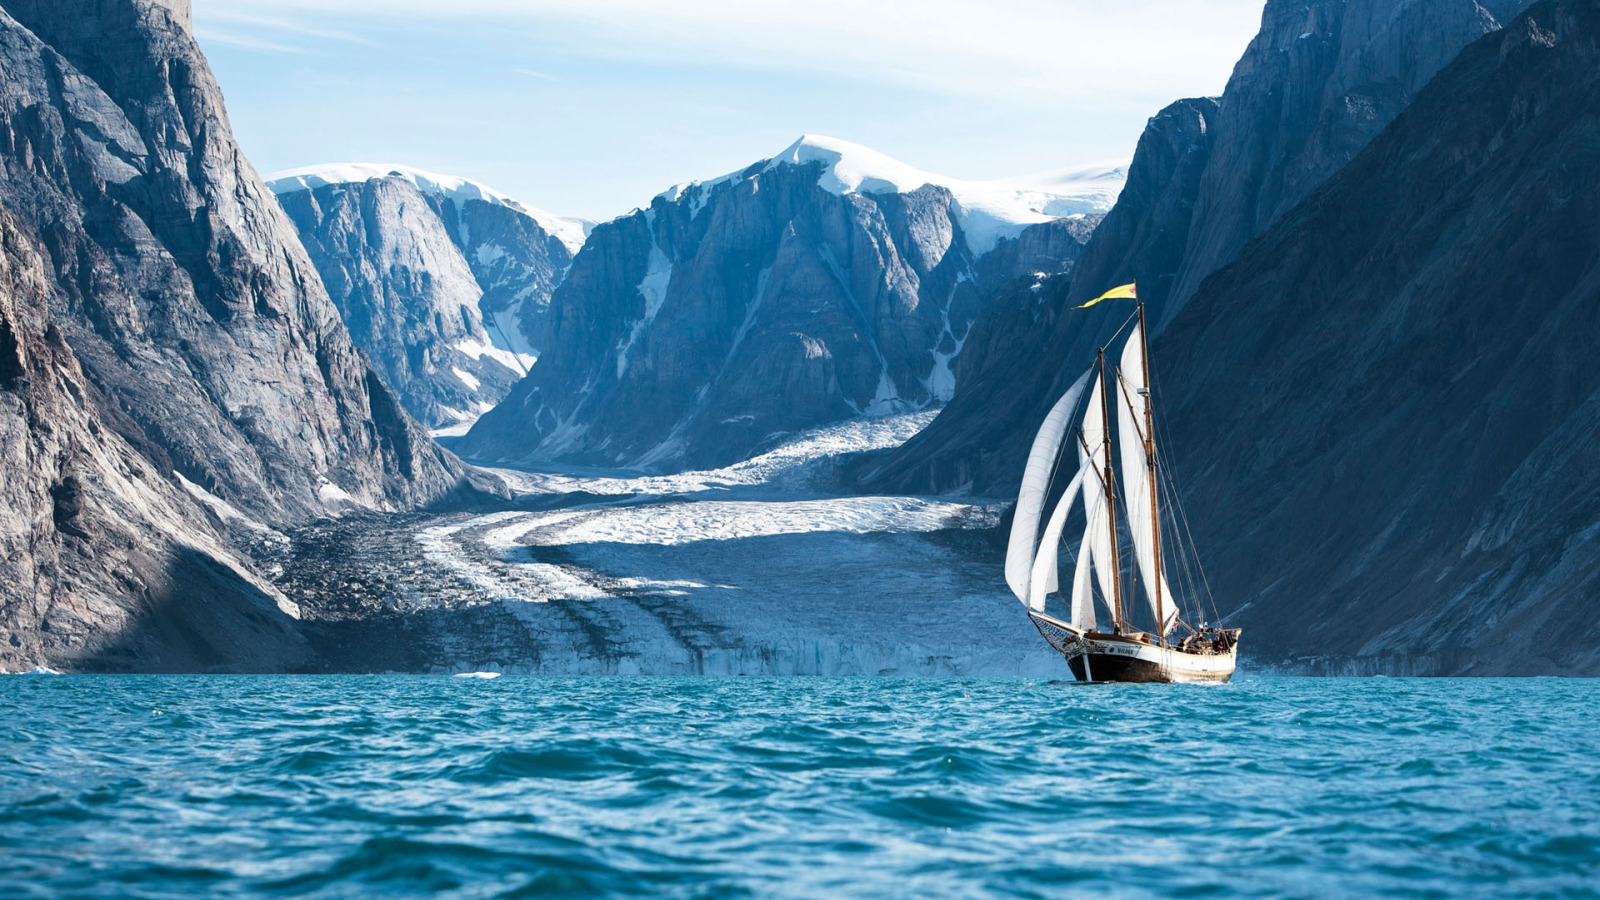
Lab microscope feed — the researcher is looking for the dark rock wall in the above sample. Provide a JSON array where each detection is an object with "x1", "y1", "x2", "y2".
[
  {"x1": 872, "y1": 0, "x2": 1531, "y2": 496},
  {"x1": 1157, "y1": 0, "x2": 1600, "y2": 674},
  {"x1": 0, "y1": 203, "x2": 304, "y2": 672}
]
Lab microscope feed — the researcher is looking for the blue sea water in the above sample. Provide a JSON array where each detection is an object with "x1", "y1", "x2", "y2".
[{"x1": 1, "y1": 677, "x2": 1596, "y2": 899}]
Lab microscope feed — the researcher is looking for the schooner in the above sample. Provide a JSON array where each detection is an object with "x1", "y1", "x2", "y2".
[{"x1": 1006, "y1": 294, "x2": 1239, "y2": 683}]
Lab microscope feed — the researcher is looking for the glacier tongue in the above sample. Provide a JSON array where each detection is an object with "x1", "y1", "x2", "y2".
[{"x1": 400, "y1": 413, "x2": 1064, "y2": 675}]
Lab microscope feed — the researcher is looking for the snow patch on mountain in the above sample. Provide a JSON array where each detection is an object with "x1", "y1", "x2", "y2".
[
  {"x1": 615, "y1": 243, "x2": 673, "y2": 379},
  {"x1": 658, "y1": 135, "x2": 1127, "y2": 255},
  {"x1": 265, "y1": 162, "x2": 593, "y2": 254},
  {"x1": 454, "y1": 337, "x2": 536, "y2": 375}
]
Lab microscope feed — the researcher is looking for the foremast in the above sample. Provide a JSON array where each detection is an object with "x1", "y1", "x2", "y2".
[{"x1": 1096, "y1": 349, "x2": 1125, "y2": 632}]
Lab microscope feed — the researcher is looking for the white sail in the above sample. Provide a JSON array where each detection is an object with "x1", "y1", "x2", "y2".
[
  {"x1": 1117, "y1": 322, "x2": 1179, "y2": 632},
  {"x1": 1028, "y1": 456, "x2": 1095, "y2": 613},
  {"x1": 1069, "y1": 497, "x2": 1101, "y2": 630},
  {"x1": 1077, "y1": 372, "x2": 1117, "y2": 624},
  {"x1": 1005, "y1": 368, "x2": 1092, "y2": 603}
]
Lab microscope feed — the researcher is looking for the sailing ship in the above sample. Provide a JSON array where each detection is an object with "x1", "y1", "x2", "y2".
[{"x1": 1006, "y1": 295, "x2": 1239, "y2": 683}]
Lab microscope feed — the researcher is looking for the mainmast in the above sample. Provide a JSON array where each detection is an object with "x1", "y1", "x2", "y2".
[
  {"x1": 1135, "y1": 303, "x2": 1167, "y2": 644},
  {"x1": 1097, "y1": 349, "x2": 1125, "y2": 633}
]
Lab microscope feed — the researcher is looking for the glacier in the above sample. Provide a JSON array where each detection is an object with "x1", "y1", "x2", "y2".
[{"x1": 381, "y1": 412, "x2": 1066, "y2": 676}]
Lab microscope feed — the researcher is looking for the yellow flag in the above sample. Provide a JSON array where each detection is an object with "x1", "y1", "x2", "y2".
[{"x1": 1076, "y1": 282, "x2": 1137, "y2": 309}]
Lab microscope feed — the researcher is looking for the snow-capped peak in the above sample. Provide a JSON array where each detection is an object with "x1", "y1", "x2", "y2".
[
  {"x1": 658, "y1": 135, "x2": 1127, "y2": 255},
  {"x1": 264, "y1": 162, "x2": 592, "y2": 254},
  {"x1": 768, "y1": 134, "x2": 945, "y2": 197}
]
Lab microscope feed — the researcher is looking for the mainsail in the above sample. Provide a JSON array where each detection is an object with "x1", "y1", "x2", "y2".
[
  {"x1": 1005, "y1": 369, "x2": 1092, "y2": 604},
  {"x1": 1117, "y1": 319, "x2": 1179, "y2": 632},
  {"x1": 1069, "y1": 497, "x2": 1104, "y2": 629}
]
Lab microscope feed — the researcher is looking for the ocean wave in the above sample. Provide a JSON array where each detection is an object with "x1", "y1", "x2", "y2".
[{"x1": 1, "y1": 676, "x2": 1595, "y2": 898}]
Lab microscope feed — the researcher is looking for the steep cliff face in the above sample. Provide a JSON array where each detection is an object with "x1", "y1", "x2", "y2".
[
  {"x1": 1160, "y1": 0, "x2": 1532, "y2": 330},
  {"x1": 269, "y1": 165, "x2": 585, "y2": 432},
  {"x1": 0, "y1": 0, "x2": 493, "y2": 670},
  {"x1": 1156, "y1": 0, "x2": 1600, "y2": 674},
  {"x1": 0, "y1": 203, "x2": 304, "y2": 673},
  {"x1": 872, "y1": 0, "x2": 1531, "y2": 495},
  {"x1": 460, "y1": 136, "x2": 1118, "y2": 470},
  {"x1": 0, "y1": 0, "x2": 471, "y2": 526},
  {"x1": 859, "y1": 99, "x2": 1219, "y2": 492}
]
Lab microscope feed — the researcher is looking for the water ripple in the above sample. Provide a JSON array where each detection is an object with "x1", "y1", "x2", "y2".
[{"x1": 1, "y1": 676, "x2": 1596, "y2": 898}]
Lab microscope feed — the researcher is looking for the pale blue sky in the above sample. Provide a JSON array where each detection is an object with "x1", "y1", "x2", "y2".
[{"x1": 194, "y1": 1, "x2": 1266, "y2": 223}]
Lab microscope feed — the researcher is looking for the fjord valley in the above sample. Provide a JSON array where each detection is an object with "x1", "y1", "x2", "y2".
[
  {"x1": 0, "y1": 0, "x2": 1596, "y2": 681},
  {"x1": 7, "y1": 2, "x2": 1600, "y2": 896}
]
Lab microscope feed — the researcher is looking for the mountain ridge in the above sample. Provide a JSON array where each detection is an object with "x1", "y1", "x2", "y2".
[
  {"x1": 657, "y1": 134, "x2": 1125, "y2": 256},
  {"x1": 267, "y1": 162, "x2": 593, "y2": 255},
  {"x1": 458, "y1": 137, "x2": 1119, "y2": 471}
]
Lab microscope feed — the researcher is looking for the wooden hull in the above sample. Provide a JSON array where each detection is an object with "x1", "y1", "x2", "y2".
[{"x1": 1029, "y1": 612, "x2": 1238, "y2": 684}]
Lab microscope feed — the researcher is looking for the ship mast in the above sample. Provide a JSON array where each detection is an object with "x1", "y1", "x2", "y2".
[
  {"x1": 1136, "y1": 302, "x2": 1167, "y2": 644},
  {"x1": 1097, "y1": 349, "x2": 1125, "y2": 633}
]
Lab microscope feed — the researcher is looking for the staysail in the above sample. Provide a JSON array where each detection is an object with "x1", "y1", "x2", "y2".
[
  {"x1": 1027, "y1": 456, "x2": 1095, "y2": 613},
  {"x1": 1077, "y1": 372, "x2": 1117, "y2": 624},
  {"x1": 1005, "y1": 369, "x2": 1092, "y2": 604},
  {"x1": 1117, "y1": 320, "x2": 1179, "y2": 632}
]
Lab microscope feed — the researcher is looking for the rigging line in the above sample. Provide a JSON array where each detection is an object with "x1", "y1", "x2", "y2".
[
  {"x1": 1148, "y1": 368, "x2": 1222, "y2": 625},
  {"x1": 1171, "y1": 476, "x2": 1221, "y2": 625},
  {"x1": 1097, "y1": 307, "x2": 1142, "y2": 357},
  {"x1": 1151, "y1": 398, "x2": 1207, "y2": 618},
  {"x1": 1152, "y1": 476, "x2": 1199, "y2": 635},
  {"x1": 1162, "y1": 486, "x2": 1203, "y2": 628},
  {"x1": 1173, "y1": 501, "x2": 1201, "y2": 609},
  {"x1": 1151, "y1": 430, "x2": 1205, "y2": 603},
  {"x1": 1113, "y1": 370, "x2": 1151, "y2": 444},
  {"x1": 1114, "y1": 513, "x2": 1151, "y2": 633}
]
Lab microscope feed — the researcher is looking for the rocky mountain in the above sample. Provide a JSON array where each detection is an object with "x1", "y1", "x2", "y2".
[
  {"x1": 268, "y1": 164, "x2": 589, "y2": 433},
  {"x1": 0, "y1": 0, "x2": 487, "y2": 670},
  {"x1": 867, "y1": 0, "x2": 1533, "y2": 495},
  {"x1": 1157, "y1": 0, "x2": 1600, "y2": 674},
  {"x1": 459, "y1": 136, "x2": 1122, "y2": 470},
  {"x1": 0, "y1": 202, "x2": 305, "y2": 673}
]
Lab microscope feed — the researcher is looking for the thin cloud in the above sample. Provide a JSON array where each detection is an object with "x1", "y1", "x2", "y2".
[
  {"x1": 193, "y1": 0, "x2": 1265, "y2": 220},
  {"x1": 203, "y1": 10, "x2": 376, "y2": 45},
  {"x1": 200, "y1": 0, "x2": 1262, "y2": 103},
  {"x1": 191, "y1": 26, "x2": 309, "y2": 55}
]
